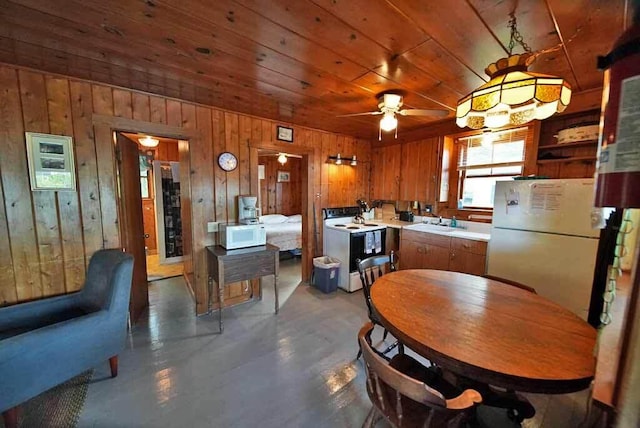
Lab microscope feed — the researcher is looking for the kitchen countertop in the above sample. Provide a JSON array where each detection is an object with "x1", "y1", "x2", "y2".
[{"x1": 372, "y1": 218, "x2": 491, "y2": 242}]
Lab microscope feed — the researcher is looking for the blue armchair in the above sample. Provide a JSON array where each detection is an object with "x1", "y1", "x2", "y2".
[{"x1": 0, "y1": 249, "x2": 134, "y2": 427}]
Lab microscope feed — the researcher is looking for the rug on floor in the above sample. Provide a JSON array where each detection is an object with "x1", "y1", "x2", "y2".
[{"x1": 1, "y1": 370, "x2": 93, "y2": 428}]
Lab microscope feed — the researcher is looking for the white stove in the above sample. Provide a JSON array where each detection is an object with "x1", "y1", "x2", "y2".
[{"x1": 322, "y1": 207, "x2": 387, "y2": 292}]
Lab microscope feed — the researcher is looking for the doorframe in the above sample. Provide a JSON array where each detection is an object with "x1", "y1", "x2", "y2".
[
  {"x1": 92, "y1": 114, "x2": 197, "y2": 309},
  {"x1": 249, "y1": 141, "x2": 318, "y2": 283}
]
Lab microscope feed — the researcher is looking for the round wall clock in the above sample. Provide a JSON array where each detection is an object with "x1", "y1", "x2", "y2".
[{"x1": 218, "y1": 152, "x2": 238, "y2": 172}]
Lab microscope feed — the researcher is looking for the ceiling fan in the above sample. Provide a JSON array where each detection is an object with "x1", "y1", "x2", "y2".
[{"x1": 338, "y1": 91, "x2": 449, "y2": 139}]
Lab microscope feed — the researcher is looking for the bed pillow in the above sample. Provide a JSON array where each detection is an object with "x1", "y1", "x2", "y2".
[
  {"x1": 260, "y1": 214, "x2": 288, "y2": 224},
  {"x1": 287, "y1": 214, "x2": 302, "y2": 223}
]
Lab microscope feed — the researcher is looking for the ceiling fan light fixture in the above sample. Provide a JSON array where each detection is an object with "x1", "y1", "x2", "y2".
[
  {"x1": 139, "y1": 136, "x2": 159, "y2": 147},
  {"x1": 380, "y1": 112, "x2": 398, "y2": 132},
  {"x1": 277, "y1": 153, "x2": 287, "y2": 165},
  {"x1": 456, "y1": 15, "x2": 571, "y2": 130}
]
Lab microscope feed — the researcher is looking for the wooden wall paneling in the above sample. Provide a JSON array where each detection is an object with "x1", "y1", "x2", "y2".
[
  {"x1": 0, "y1": 164, "x2": 17, "y2": 305},
  {"x1": 179, "y1": 103, "x2": 206, "y2": 313},
  {"x1": 261, "y1": 120, "x2": 273, "y2": 143},
  {"x1": 212, "y1": 110, "x2": 227, "y2": 223},
  {"x1": 320, "y1": 133, "x2": 331, "y2": 211},
  {"x1": 178, "y1": 139, "x2": 194, "y2": 284},
  {"x1": 91, "y1": 85, "x2": 114, "y2": 116},
  {"x1": 312, "y1": 134, "x2": 323, "y2": 257},
  {"x1": 191, "y1": 106, "x2": 215, "y2": 309},
  {"x1": 369, "y1": 146, "x2": 383, "y2": 200},
  {"x1": 224, "y1": 112, "x2": 244, "y2": 299},
  {"x1": 0, "y1": 67, "x2": 28, "y2": 305},
  {"x1": 132, "y1": 92, "x2": 150, "y2": 123},
  {"x1": 166, "y1": 140, "x2": 179, "y2": 161},
  {"x1": 0, "y1": 64, "x2": 374, "y2": 311},
  {"x1": 166, "y1": 99, "x2": 182, "y2": 127},
  {"x1": 19, "y1": 69, "x2": 64, "y2": 298},
  {"x1": 337, "y1": 135, "x2": 347, "y2": 206},
  {"x1": 45, "y1": 76, "x2": 85, "y2": 292},
  {"x1": 91, "y1": 85, "x2": 120, "y2": 250},
  {"x1": 0, "y1": 67, "x2": 42, "y2": 303},
  {"x1": 69, "y1": 81, "x2": 103, "y2": 268},
  {"x1": 112, "y1": 88, "x2": 132, "y2": 119},
  {"x1": 224, "y1": 112, "x2": 240, "y2": 223},
  {"x1": 149, "y1": 96, "x2": 167, "y2": 125},
  {"x1": 238, "y1": 115, "x2": 252, "y2": 196}
]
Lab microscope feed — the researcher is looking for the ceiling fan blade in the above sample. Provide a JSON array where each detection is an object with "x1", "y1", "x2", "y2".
[
  {"x1": 398, "y1": 109, "x2": 449, "y2": 117},
  {"x1": 336, "y1": 111, "x2": 384, "y2": 117}
]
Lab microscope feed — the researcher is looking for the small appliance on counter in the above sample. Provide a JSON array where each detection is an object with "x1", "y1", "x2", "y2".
[
  {"x1": 219, "y1": 223, "x2": 266, "y2": 250},
  {"x1": 238, "y1": 195, "x2": 260, "y2": 225},
  {"x1": 398, "y1": 211, "x2": 414, "y2": 222}
]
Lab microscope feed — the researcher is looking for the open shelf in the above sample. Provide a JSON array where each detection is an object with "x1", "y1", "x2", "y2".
[
  {"x1": 537, "y1": 156, "x2": 597, "y2": 164},
  {"x1": 537, "y1": 140, "x2": 598, "y2": 150}
]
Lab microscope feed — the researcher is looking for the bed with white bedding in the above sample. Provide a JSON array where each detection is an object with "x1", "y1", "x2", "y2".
[{"x1": 260, "y1": 214, "x2": 302, "y2": 252}]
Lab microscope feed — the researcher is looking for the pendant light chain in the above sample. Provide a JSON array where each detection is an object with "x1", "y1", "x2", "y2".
[{"x1": 507, "y1": 13, "x2": 532, "y2": 54}]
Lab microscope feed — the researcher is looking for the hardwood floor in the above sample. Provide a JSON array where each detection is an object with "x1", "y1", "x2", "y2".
[
  {"x1": 146, "y1": 254, "x2": 183, "y2": 281},
  {"x1": 78, "y1": 258, "x2": 600, "y2": 427}
]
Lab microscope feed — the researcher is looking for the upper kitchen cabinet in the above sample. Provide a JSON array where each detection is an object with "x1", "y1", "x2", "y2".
[
  {"x1": 399, "y1": 137, "x2": 441, "y2": 205},
  {"x1": 370, "y1": 144, "x2": 402, "y2": 200}
]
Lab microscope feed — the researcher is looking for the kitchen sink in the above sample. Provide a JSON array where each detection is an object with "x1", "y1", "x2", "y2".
[{"x1": 404, "y1": 223, "x2": 456, "y2": 233}]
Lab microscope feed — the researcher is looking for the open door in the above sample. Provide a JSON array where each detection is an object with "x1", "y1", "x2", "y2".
[{"x1": 116, "y1": 133, "x2": 149, "y2": 323}]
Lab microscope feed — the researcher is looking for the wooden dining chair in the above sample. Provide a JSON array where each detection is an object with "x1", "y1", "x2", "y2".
[
  {"x1": 359, "y1": 322, "x2": 482, "y2": 428},
  {"x1": 483, "y1": 274, "x2": 537, "y2": 294},
  {"x1": 356, "y1": 251, "x2": 400, "y2": 359}
]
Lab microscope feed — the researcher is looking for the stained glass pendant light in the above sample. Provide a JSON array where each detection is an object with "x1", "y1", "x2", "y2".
[{"x1": 456, "y1": 13, "x2": 572, "y2": 130}]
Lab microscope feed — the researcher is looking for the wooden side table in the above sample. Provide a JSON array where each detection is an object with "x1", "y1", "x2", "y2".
[{"x1": 205, "y1": 244, "x2": 279, "y2": 332}]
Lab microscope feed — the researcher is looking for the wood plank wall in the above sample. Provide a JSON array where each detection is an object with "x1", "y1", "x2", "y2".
[
  {"x1": 0, "y1": 64, "x2": 371, "y2": 313},
  {"x1": 259, "y1": 156, "x2": 302, "y2": 216}
]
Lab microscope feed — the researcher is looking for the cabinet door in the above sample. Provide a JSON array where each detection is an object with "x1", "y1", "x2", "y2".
[
  {"x1": 423, "y1": 244, "x2": 450, "y2": 270},
  {"x1": 449, "y1": 250, "x2": 486, "y2": 276},
  {"x1": 399, "y1": 239, "x2": 423, "y2": 270},
  {"x1": 399, "y1": 138, "x2": 440, "y2": 204},
  {"x1": 371, "y1": 145, "x2": 401, "y2": 200}
]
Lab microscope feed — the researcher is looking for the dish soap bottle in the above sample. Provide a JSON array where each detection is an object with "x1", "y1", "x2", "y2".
[{"x1": 450, "y1": 216, "x2": 457, "y2": 228}]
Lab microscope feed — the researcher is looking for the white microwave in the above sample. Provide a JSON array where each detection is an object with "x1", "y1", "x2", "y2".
[{"x1": 219, "y1": 223, "x2": 266, "y2": 249}]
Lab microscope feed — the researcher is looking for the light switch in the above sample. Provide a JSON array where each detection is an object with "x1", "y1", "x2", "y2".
[{"x1": 207, "y1": 221, "x2": 219, "y2": 233}]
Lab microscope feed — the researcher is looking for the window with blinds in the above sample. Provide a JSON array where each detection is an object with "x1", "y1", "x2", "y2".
[{"x1": 457, "y1": 127, "x2": 528, "y2": 208}]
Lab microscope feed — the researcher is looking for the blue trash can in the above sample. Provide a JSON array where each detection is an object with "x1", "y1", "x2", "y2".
[{"x1": 312, "y1": 256, "x2": 341, "y2": 293}]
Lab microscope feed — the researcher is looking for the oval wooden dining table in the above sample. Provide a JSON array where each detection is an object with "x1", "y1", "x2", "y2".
[{"x1": 370, "y1": 269, "x2": 597, "y2": 396}]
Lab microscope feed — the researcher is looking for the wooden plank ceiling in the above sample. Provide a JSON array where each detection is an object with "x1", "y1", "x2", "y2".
[{"x1": 0, "y1": 0, "x2": 628, "y2": 139}]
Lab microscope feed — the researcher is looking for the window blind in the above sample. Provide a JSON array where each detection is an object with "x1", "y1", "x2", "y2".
[{"x1": 457, "y1": 127, "x2": 528, "y2": 172}]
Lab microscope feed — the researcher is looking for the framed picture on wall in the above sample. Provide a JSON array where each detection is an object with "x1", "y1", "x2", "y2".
[
  {"x1": 276, "y1": 126, "x2": 293, "y2": 142},
  {"x1": 277, "y1": 171, "x2": 290, "y2": 182},
  {"x1": 25, "y1": 132, "x2": 76, "y2": 191}
]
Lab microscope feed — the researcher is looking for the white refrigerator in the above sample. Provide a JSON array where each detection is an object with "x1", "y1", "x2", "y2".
[{"x1": 487, "y1": 178, "x2": 610, "y2": 320}]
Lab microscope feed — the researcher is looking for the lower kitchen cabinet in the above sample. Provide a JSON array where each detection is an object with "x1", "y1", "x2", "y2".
[{"x1": 399, "y1": 229, "x2": 487, "y2": 275}]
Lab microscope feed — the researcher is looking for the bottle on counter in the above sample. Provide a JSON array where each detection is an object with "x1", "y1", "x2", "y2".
[{"x1": 451, "y1": 216, "x2": 457, "y2": 228}]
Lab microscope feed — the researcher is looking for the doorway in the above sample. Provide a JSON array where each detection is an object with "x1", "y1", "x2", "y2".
[
  {"x1": 257, "y1": 150, "x2": 304, "y2": 299},
  {"x1": 121, "y1": 132, "x2": 185, "y2": 282}
]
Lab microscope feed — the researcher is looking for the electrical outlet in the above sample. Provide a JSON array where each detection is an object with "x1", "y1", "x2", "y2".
[{"x1": 207, "y1": 221, "x2": 219, "y2": 233}]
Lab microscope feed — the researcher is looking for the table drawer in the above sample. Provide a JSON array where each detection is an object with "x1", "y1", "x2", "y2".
[
  {"x1": 451, "y1": 237, "x2": 487, "y2": 255},
  {"x1": 224, "y1": 253, "x2": 275, "y2": 283}
]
